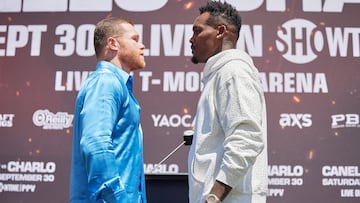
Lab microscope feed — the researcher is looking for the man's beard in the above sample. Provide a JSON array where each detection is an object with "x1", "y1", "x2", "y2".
[{"x1": 191, "y1": 56, "x2": 198, "y2": 64}]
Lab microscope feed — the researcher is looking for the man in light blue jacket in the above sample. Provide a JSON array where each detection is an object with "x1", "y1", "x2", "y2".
[{"x1": 69, "y1": 17, "x2": 147, "y2": 203}]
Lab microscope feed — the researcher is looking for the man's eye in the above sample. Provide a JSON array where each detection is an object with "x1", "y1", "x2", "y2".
[{"x1": 193, "y1": 30, "x2": 200, "y2": 35}]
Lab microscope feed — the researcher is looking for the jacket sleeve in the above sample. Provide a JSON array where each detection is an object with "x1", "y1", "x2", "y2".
[
  {"x1": 214, "y1": 64, "x2": 265, "y2": 188},
  {"x1": 79, "y1": 73, "x2": 125, "y2": 202}
]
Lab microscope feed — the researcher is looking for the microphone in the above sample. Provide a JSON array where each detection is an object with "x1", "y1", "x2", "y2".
[{"x1": 183, "y1": 129, "x2": 194, "y2": 145}]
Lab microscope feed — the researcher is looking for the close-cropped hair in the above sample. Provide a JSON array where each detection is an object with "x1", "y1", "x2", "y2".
[
  {"x1": 199, "y1": 1, "x2": 242, "y2": 40},
  {"x1": 94, "y1": 17, "x2": 133, "y2": 57}
]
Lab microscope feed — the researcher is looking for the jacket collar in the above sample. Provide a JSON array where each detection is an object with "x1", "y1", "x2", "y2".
[{"x1": 202, "y1": 49, "x2": 252, "y2": 84}]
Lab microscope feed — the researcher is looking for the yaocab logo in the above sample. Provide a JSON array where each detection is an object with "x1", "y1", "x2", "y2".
[{"x1": 151, "y1": 113, "x2": 192, "y2": 128}]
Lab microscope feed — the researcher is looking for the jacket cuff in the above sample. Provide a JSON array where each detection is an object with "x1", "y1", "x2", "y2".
[{"x1": 216, "y1": 167, "x2": 242, "y2": 188}]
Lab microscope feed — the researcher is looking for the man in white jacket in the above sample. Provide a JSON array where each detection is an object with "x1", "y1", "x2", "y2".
[{"x1": 188, "y1": 1, "x2": 268, "y2": 203}]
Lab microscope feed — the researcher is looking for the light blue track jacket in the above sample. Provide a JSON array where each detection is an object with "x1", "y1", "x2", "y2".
[{"x1": 69, "y1": 61, "x2": 147, "y2": 203}]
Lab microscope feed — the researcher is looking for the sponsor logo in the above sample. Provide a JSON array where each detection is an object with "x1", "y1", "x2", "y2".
[
  {"x1": 279, "y1": 113, "x2": 312, "y2": 129},
  {"x1": 0, "y1": 114, "x2": 15, "y2": 128},
  {"x1": 152, "y1": 113, "x2": 192, "y2": 128},
  {"x1": 276, "y1": 18, "x2": 359, "y2": 64},
  {"x1": 331, "y1": 114, "x2": 360, "y2": 128},
  {"x1": 32, "y1": 109, "x2": 73, "y2": 130}
]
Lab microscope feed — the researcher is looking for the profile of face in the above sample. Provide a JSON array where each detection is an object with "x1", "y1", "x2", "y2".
[
  {"x1": 116, "y1": 23, "x2": 146, "y2": 71},
  {"x1": 190, "y1": 12, "x2": 221, "y2": 64}
]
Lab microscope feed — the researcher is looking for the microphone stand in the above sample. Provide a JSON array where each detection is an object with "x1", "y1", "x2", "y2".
[{"x1": 153, "y1": 130, "x2": 193, "y2": 172}]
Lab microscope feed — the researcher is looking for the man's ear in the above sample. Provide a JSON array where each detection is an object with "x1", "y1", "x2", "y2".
[
  {"x1": 107, "y1": 37, "x2": 119, "y2": 50},
  {"x1": 216, "y1": 25, "x2": 227, "y2": 39}
]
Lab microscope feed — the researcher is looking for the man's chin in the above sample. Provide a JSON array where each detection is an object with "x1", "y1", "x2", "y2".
[
  {"x1": 132, "y1": 62, "x2": 146, "y2": 70},
  {"x1": 191, "y1": 56, "x2": 199, "y2": 64}
]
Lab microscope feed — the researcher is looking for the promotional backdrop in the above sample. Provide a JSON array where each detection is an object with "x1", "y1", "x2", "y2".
[{"x1": 1, "y1": 0, "x2": 359, "y2": 202}]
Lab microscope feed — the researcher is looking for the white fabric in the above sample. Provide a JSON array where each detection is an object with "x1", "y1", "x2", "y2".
[{"x1": 188, "y1": 49, "x2": 268, "y2": 203}]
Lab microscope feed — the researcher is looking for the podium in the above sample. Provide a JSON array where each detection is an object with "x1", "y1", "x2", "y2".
[
  {"x1": 145, "y1": 173, "x2": 189, "y2": 203},
  {"x1": 145, "y1": 131, "x2": 192, "y2": 202}
]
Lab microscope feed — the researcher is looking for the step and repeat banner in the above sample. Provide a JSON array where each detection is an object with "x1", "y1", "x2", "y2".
[{"x1": 0, "y1": 0, "x2": 359, "y2": 202}]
